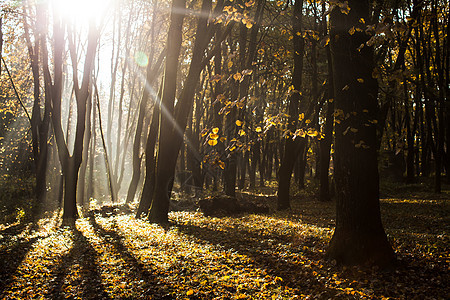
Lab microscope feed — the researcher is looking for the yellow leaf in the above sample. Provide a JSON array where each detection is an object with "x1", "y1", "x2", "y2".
[
  {"x1": 236, "y1": 120, "x2": 243, "y2": 126},
  {"x1": 208, "y1": 139, "x2": 218, "y2": 146},
  {"x1": 186, "y1": 289, "x2": 194, "y2": 296},
  {"x1": 305, "y1": 119, "x2": 311, "y2": 124},
  {"x1": 212, "y1": 127, "x2": 219, "y2": 134},
  {"x1": 307, "y1": 130, "x2": 318, "y2": 137},
  {"x1": 228, "y1": 61, "x2": 233, "y2": 68},
  {"x1": 320, "y1": 35, "x2": 330, "y2": 47},
  {"x1": 209, "y1": 133, "x2": 219, "y2": 140},
  {"x1": 220, "y1": 137, "x2": 227, "y2": 142},
  {"x1": 239, "y1": 129, "x2": 246, "y2": 136},
  {"x1": 219, "y1": 161, "x2": 225, "y2": 169},
  {"x1": 298, "y1": 113, "x2": 304, "y2": 121},
  {"x1": 210, "y1": 74, "x2": 222, "y2": 82},
  {"x1": 348, "y1": 27, "x2": 356, "y2": 35},
  {"x1": 255, "y1": 126, "x2": 262, "y2": 132},
  {"x1": 357, "y1": 78, "x2": 364, "y2": 83},
  {"x1": 245, "y1": 0, "x2": 254, "y2": 7},
  {"x1": 233, "y1": 72, "x2": 242, "y2": 81}
]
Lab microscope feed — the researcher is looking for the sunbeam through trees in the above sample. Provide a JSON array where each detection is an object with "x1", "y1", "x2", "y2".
[{"x1": 0, "y1": 0, "x2": 449, "y2": 298}]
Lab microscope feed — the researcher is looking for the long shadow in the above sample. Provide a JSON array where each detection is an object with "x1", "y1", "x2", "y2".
[
  {"x1": 87, "y1": 215, "x2": 174, "y2": 299},
  {"x1": 0, "y1": 216, "x2": 58, "y2": 296},
  {"x1": 380, "y1": 201, "x2": 450, "y2": 235},
  {"x1": 173, "y1": 220, "x2": 337, "y2": 297},
  {"x1": 0, "y1": 220, "x2": 41, "y2": 242},
  {"x1": 0, "y1": 222, "x2": 28, "y2": 236},
  {"x1": 0, "y1": 236, "x2": 40, "y2": 296},
  {"x1": 47, "y1": 227, "x2": 110, "y2": 299}
]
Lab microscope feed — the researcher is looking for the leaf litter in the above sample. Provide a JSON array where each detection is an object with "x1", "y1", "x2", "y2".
[{"x1": 0, "y1": 195, "x2": 448, "y2": 299}]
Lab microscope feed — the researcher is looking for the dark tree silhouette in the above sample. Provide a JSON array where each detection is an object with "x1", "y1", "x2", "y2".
[{"x1": 326, "y1": 0, "x2": 396, "y2": 266}]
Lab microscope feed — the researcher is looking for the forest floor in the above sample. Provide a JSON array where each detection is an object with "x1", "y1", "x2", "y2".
[{"x1": 0, "y1": 180, "x2": 449, "y2": 299}]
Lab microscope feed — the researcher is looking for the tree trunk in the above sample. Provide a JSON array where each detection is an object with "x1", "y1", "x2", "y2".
[
  {"x1": 136, "y1": 83, "x2": 161, "y2": 218},
  {"x1": 147, "y1": 0, "x2": 187, "y2": 223},
  {"x1": 62, "y1": 158, "x2": 79, "y2": 225},
  {"x1": 319, "y1": 2, "x2": 334, "y2": 202},
  {"x1": 326, "y1": 0, "x2": 395, "y2": 267},
  {"x1": 125, "y1": 50, "x2": 164, "y2": 204},
  {"x1": 277, "y1": 0, "x2": 304, "y2": 210}
]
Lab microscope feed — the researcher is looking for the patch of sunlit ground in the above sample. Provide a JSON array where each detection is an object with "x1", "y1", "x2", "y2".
[{"x1": 1, "y1": 195, "x2": 448, "y2": 299}]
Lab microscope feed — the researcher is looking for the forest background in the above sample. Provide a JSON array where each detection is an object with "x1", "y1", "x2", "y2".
[{"x1": 0, "y1": 0, "x2": 449, "y2": 298}]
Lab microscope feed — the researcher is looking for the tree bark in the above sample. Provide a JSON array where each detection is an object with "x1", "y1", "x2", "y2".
[
  {"x1": 319, "y1": 3, "x2": 334, "y2": 202},
  {"x1": 148, "y1": 0, "x2": 222, "y2": 223},
  {"x1": 277, "y1": 0, "x2": 304, "y2": 210},
  {"x1": 147, "y1": 0, "x2": 187, "y2": 223},
  {"x1": 136, "y1": 85, "x2": 161, "y2": 218},
  {"x1": 326, "y1": 0, "x2": 395, "y2": 267}
]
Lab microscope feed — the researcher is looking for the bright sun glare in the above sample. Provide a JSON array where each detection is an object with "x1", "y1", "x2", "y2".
[{"x1": 52, "y1": 0, "x2": 113, "y2": 23}]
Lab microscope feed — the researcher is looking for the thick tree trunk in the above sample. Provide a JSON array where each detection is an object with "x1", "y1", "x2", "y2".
[
  {"x1": 62, "y1": 159, "x2": 79, "y2": 226},
  {"x1": 326, "y1": 0, "x2": 395, "y2": 267},
  {"x1": 77, "y1": 93, "x2": 92, "y2": 209}
]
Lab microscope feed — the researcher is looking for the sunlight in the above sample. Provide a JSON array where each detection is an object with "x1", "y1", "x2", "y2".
[{"x1": 52, "y1": 0, "x2": 113, "y2": 24}]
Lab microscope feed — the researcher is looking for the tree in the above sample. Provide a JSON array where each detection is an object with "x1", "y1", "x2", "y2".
[
  {"x1": 146, "y1": 0, "x2": 226, "y2": 223},
  {"x1": 326, "y1": 0, "x2": 395, "y2": 266},
  {"x1": 22, "y1": 2, "x2": 52, "y2": 211},
  {"x1": 47, "y1": 12, "x2": 100, "y2": 225},
  {"x1": 145, "y1": 0, "x2": 186, "y2": 223},
  {"x1": 277, "y1": 0, "x2": 305, "y2": 210}
]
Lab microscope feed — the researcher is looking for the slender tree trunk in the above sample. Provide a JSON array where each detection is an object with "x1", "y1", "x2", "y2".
[
  {"x1": 23, "y1": 4, "x2": 50, "y2": 207},
  {"x1": 125, "y1": 50, "x2": 164, "y2": 204},
  {"x1": 136, "y1": 86, "x2": 161, "y2": 217},
  {"x1": 148, "y1": 0, "x2": 225, "y2": 223},
  {"x1": 277, "y1": 0, "x2": 304, "y2": 210},
  {"x1": 87, "y1": 89, "x2": 97, "y2": 202},
  {"x1": 147, "y1": 0, "x2": 187, "y2": 224},
  {"x1": 319, "y1": 4, "x2": 334, "y2": 202},
  {"x1": 404, "y1": 80, "x2": 415, "y2": 183}
]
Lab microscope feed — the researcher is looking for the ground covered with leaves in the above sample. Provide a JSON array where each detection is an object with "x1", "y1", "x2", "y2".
[{"x1": 0, "y1": 187, "x2": 449, "y2": 299}]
